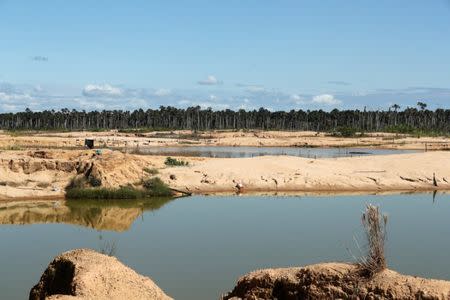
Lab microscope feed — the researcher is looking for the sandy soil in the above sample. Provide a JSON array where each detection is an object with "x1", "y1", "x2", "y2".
[
  {"x1": 1, "y1": 129, "x2": 449, "y2": 150},
  {"x1": 0, "y1": 148, "x2": 449, "y2": 200},
  {"x1": 223, "y1": 262, "x2": 450, "y2": 299},
  {"x1": 30, "y1": 248, "x2": 172, "y2": 300},
  {"x1": 159, "y1": 151, "x2": 450, "y2": 194}
]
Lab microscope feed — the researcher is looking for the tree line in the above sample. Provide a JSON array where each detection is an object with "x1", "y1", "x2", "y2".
[{"x1": 0, "y1": 104, "x2": 449, "y2": 134}]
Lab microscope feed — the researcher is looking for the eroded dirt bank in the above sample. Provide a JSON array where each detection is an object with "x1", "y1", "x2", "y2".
[
  {"x1": 222, "y1": 263, "x2": 450, "y2": 299},
  {"x1": 29, "y1": 248, "x2": 172, "y2": 300},
  {"x1": 0, "y1": 150, "x2": 449, "y2": 199}
]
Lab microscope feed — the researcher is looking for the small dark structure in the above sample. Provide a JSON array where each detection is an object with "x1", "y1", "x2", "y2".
[{"x1": 84, "y1": 139, "x2": 94, "y2": 149}]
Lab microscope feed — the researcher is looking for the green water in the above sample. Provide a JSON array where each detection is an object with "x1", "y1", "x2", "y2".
[{"x1": 0, "y1": 193, "x2": 449, "y2": 299}]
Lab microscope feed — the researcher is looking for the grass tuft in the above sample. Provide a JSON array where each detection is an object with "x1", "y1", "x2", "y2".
[
  {"x1": 164, "y1": 157, "x2": 189, "y2": 166},
  {"x1": 142, "y1": 177, "x2": 173, "y2": 196}
]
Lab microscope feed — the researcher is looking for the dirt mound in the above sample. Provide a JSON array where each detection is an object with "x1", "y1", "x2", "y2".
[
  {"x1": 29, "y1": 248, "x2": 172, "y2": 300},
  {"x1": 0, "y1": 149, "x2": 160, "y2": 199},
  {"x1": 223, "y1": 263, "x2": 450, "y2": 299}
]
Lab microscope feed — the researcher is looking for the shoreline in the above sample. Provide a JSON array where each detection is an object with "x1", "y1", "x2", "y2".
[
  {"x1": 0, "y1": 189, "x2": 447, "y2": 203},
  {"x1": 0, "y1": 149, "x2": 449, "y2": 200}
]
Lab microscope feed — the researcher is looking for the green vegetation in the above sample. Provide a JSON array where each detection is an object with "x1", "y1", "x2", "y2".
[
  {"x1": 142, "y1": 177, "x2": 172, "y2": 196},
  {"x1": 143, "y1": 167, "x2": 159, "y2": 175},
  {"x1": 2, "y1": 106, "x2": 448, "y2": 135},
  {"x1": 65, "y1": 174, "x2": 173, "y2": 199},
  {"x1": 164, "y1": 157, "x2": 189, "y2": 166},
  {"x1": 385, "y1": 125, "x2": 448, "y2": 137}
]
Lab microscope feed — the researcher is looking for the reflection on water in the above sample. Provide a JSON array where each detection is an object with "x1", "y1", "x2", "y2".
[
  {"x1": 0, "y1": 193, "x2": 449, "y2": 300},
  {"x1": 125, "y1": 146, "x2": 418, "y2": 158},
  {"x1": 0, "y1": 197, "x2": 174, "y2": 232}
]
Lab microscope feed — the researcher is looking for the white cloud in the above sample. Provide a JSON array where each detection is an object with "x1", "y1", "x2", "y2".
[
  {"x1": 290, "y1": 94, "x2": 308, "y2": 105},
  {"x1": 82, "y1": 84, "x2": 123, "y2": 97},
  {"x1": 0, "y1": 89, "x2": 37, "y2": 112},
  {"x1": 311, "y1": 94, "x2": 342, "y2": 105},
  {"x1": 209, "y1": 94, "x2": 217, "y2": 100},
  {"x1": 198, "y1": 75, "x2": 221, "y2": 85},
  {"x1": 154, "y1": 88, "x2": 171, "y2": 97},
  {"x1": 0, "y1": 92, "x2": 33, "y2": 101}
]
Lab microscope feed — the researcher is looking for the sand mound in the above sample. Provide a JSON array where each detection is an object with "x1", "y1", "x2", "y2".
[
  {"x1": 223, "y1": 263, "x2": 450, "y2": 299},
  {"x1": 29, "y1": 249, "x2": 172, "y2": 300}
]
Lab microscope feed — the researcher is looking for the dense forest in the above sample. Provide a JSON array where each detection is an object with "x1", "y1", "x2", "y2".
[{"x1": 0, "y1": 104, "x2": 449, "y2": 134}]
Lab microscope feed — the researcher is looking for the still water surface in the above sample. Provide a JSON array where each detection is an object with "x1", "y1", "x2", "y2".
[
  {"x1": 0, "y1": 193, "x2": 449, "y2": 299},
  {"x1": 128, "y1": 145, "x2": 418, "y2": 158}
]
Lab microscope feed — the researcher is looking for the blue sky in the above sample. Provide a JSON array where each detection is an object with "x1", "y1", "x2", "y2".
[{"x1": 1, "y1": 0, "x2": 450, "y2": 112}]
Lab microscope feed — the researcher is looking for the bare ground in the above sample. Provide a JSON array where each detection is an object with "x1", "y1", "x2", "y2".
[
  {"x1": 222, "y1": 263, "x2": 450, "y2": 299},
  {"x1": 0, "y1": 149, "x2": 449, "y2": 200},
  {"x1": 29, "y1": 248, "x2": 172, "y2": 300},
  {"x1": 1, "y1": 130, "x2": 449, "y2": 150}
]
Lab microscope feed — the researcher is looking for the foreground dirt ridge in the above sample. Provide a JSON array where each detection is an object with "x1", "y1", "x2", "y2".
[
  {"x1": 0, "y1": 150, "x2": 449, "y2": 199},
  {"x1": 29, "y1": 249, "x2": 173, "y2": 300},
  {"x1": 30, "y1": 251, "x2": 450, "y2": 300},
  {"x1": 222, "y1": 263, "x2": 450, "y2": 300}
]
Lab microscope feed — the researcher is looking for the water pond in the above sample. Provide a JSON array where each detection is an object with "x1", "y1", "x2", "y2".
[
  {"x1": 126, "y1": 146, "x2": 418, "y2": 158},
  {"x1": 0, "y1": 193, "x2": 449, "y2": 299}
]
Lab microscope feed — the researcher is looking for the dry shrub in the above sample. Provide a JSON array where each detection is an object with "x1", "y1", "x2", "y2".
[{"x1": 357, "y1": 204, "x2": 388, "y2": 277}]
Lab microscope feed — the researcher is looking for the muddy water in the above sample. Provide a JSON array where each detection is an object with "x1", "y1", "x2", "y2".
[{"x1": 0, "y1": 193, "x2": 449, "y2": 299}]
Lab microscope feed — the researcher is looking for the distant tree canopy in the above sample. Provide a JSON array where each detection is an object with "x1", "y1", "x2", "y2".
[{"x1": 0, "y1": 106, "x2": 449, "y2": 133}]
